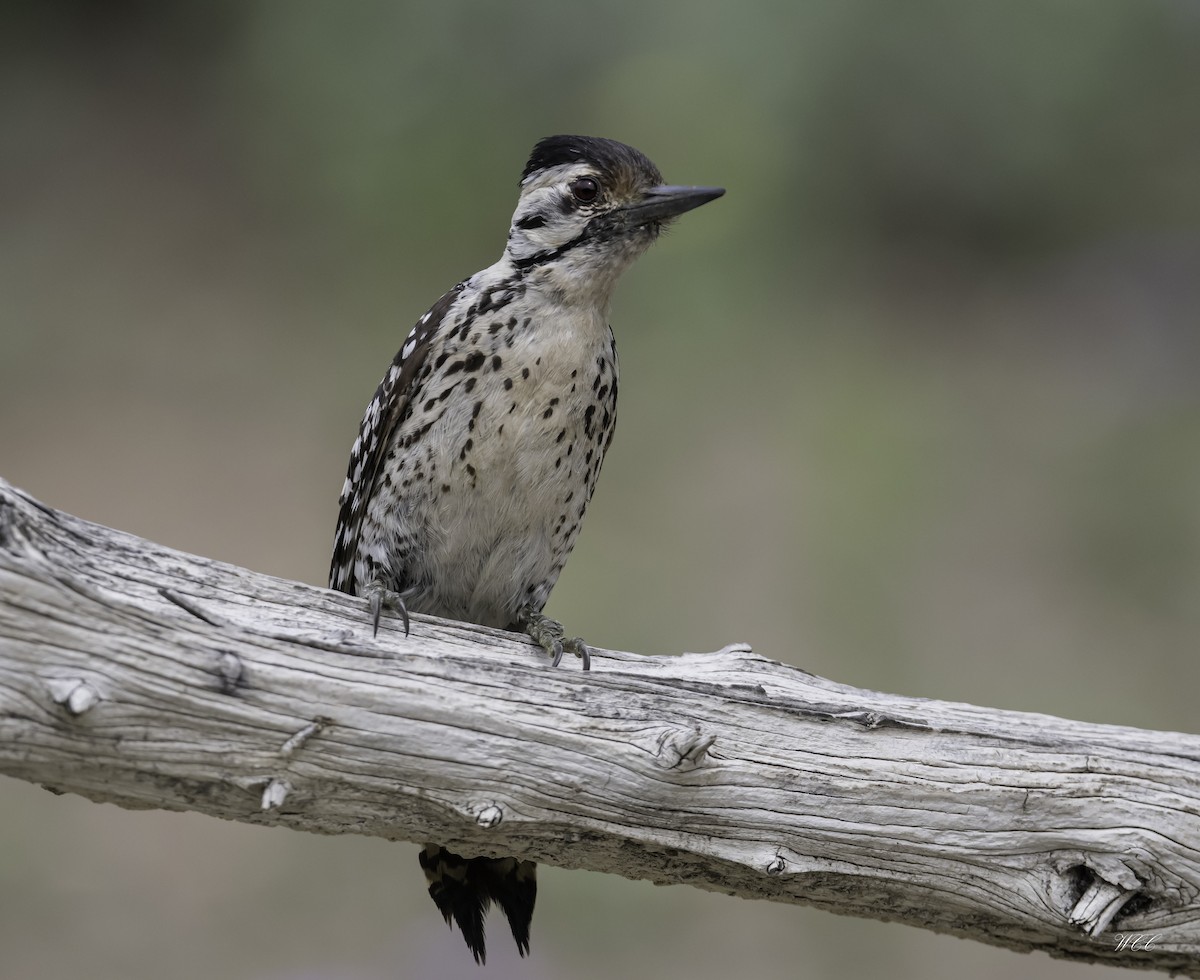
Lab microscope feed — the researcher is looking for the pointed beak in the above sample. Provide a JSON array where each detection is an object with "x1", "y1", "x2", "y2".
[{"x1": 620, "y1": 184, "x2": 725, "y2": 226}]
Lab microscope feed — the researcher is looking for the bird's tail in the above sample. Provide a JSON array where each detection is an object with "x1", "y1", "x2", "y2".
[{"x1": 419, "y1": 844, "x2": 537, "y2": 964}]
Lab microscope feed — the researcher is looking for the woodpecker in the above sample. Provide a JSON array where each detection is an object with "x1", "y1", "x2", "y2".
[{"x1": 329, "y1": 135, "x2": 723, "y2": 963}]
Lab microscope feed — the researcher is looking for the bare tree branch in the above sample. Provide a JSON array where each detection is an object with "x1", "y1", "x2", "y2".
[{"x1": 0, "y1": 477, "x2": 1196, "y2": 974}]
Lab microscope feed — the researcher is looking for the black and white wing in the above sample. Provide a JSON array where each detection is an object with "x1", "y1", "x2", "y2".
[{"x1": 328, "y1": 284, "x2": 463, "y2": 594}]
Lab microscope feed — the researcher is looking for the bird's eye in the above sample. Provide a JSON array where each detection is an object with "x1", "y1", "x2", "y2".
[{"x1": 569, "y1": 177, "x2": 600, "y2": 204}]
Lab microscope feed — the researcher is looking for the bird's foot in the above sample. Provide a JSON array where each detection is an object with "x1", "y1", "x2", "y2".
[
  {"x1": 524, "y1": 613, "x2": 590, "y2": 670},
  {"x1": 363, "y1": 579, "x2": 411, "y2": 637}
]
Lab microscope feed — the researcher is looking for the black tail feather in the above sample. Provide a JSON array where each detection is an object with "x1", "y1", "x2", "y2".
[
  {"x1": 419, "y1": 844, "x2": 537, "y2": 964},
  {"x1": 481, "y1": 855, "x2": 537, "y2": 956}
]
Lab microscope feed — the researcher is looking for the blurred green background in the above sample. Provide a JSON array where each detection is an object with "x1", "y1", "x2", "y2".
[{"x1": 2, "y1": 2, "x2": 1198, "y2": 978}]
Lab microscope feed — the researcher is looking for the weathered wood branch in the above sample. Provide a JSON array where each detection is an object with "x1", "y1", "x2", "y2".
[{"x1": 0, "y1": 477, "x2": 1197, "y2": 973}]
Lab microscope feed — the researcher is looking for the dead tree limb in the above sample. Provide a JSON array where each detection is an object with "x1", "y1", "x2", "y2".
[{"x1": 0, "y1": 477, "x2": 1197, "y2": 974}]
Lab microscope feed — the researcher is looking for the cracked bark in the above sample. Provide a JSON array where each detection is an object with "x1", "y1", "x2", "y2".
[{"x1": 0, "y1": 477, "x2": 1197, "y2": 974}]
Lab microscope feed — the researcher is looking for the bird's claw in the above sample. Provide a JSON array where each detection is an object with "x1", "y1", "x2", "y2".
[
  {"x1": 525, "y1": 614, "x2": 590, "y2": 670},
  {"x1": 562, "y1": 635, "x2": 591, "y2": 670},
  {"x1": 364, "y1": 580, "x2": 411, "y2": 637}
]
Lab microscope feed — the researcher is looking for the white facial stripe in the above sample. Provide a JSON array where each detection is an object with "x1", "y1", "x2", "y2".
[{"x1": 518, "y1": 162, "x2": 594, "y2": 193}]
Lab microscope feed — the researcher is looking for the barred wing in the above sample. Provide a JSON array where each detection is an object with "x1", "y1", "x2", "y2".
[{"x1": 328, "y1": 284, "x2": 462, "y2": 593}]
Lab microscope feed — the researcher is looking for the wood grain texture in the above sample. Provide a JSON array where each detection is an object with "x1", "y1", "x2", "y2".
[{"x1": 0, "y1": 477, "x2": 1196, "y2": 974}]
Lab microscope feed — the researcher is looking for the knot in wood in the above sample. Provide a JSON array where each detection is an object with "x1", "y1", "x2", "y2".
[
  {"x1": 1055, "y1": 854, "x2": 1146, "y2": 937},
  {"x1": 280, "y1": 717, "x2": 330, "y2": 758},
  {"x1": 216, "y1": 651, "x2": 244, "y2": 695},
  {"x1": 261, "y1": 779, "x2": 291, "y2": 811},
  {"x1": 476, "y1": 804, "x2": 504, "y2": 829},
  {"x1": 654, "y1": 726, "x2": 716, "y2": 770},
  {"x1": 46, "y1": 678, "x2": 100, "y2": 716}
]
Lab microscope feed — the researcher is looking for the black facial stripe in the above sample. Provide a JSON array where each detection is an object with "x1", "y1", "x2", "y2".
[
  {"x1": 515, "y1": 213, "x2": 546, "y2": 230},
  {"x1": 511, "y1": 242, "x2": 576, "y2": 271},
  {"x1": 509, "y1": 209, "x2": 651, "y2": 270},
  {"x1": 510, "y1": 225, "x2": 595, "y2": 271}
]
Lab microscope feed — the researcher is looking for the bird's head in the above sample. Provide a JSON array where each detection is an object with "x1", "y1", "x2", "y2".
[{"x1": 505, "y1": 135, "x2": 724, "y2": 304}]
